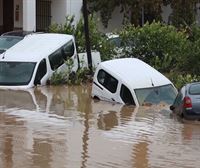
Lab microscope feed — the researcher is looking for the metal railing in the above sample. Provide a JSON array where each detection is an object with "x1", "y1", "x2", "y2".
[{"x1": 36, "y1": 0, "x2": 52, "y2": 32}]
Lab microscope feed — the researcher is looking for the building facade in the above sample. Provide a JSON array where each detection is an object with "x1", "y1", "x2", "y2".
[
  {"x1": 0, "y1": 0, "x2": 83, "y2": 34},
  {"x1": 1, "y1": 0, "x2": 200, "y2": 35}
]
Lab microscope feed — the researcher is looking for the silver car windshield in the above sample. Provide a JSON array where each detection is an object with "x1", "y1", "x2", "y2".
[
  {"x1": 135, "y1": 84, "x2": 177, "y2": 105},
  {"x1": 0, "y1": 62, "x2": 36, "y2": 85}
]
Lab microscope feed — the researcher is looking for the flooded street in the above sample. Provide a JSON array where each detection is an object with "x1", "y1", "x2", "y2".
[{"x1": 0, "y1": 85, "x2": 200, "y2": 168}]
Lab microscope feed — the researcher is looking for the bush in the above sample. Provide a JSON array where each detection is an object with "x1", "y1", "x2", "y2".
[
  {"x1": 49, "y1": 15, "x2": 115, "y2": 61},
  {"x1": 49, "y1": 18, "x2": 200, "y2": 87},
  {"x1": 49, "y1": 15, "x2": 117, "y2": 85},
  {"x1": 50, "y1": 59, "x2": 92, "y2": 85},
  {"x1": 119, "y1": 22, "x2": 188, "y2": 73},
  {"x1": 166, "y1": 72, "x2": 200, "y2": 90},
  {"x1": 49, "y1": 15, "x2": 75, "y2": 34},
  {"x1": 177, "y1": 24, "x2": 200, "y2": 74}
]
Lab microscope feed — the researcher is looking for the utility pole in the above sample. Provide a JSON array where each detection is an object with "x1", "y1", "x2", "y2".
[
  {"x1": 141, "y1": 6, "x2": 144, "y2": 26},
  {"x1": 83, "y1": 0, "x2": 93, "y2": 73}
]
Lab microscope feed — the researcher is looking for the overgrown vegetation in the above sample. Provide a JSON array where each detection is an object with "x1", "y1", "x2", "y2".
[
  {"x1": 166, "y1": 73, "x2": 200, "y2": 89},
  {"x1": 118, "y1": 22, "x2": 200, "y2": 89},
  {"x1": 119, "y1": 21, "x2": 187, "y2": 73},
  {"x1": 49, "y1": 15, "x2": 115, "y2": 61},
  {"x1": 48, "y1": 15, "x2": 116, "y2": 85},
  {"x1": 49, "y1": 15, "x2": 200, "y2": 89},
  {"x1": 50, "y1": 59, "x2": 92, "y2": 85},
  {"x1": 88, "y1": 0, "x2": 198, "y2": 28}
]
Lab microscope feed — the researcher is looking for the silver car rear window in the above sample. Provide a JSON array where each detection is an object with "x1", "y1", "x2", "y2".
[{"x1": 189, "y1": 83, "x2": 200, "y2": 95}]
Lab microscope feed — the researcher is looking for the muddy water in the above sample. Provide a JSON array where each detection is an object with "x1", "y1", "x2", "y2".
[{"x1": 0, "y1": 85, "x2": 200, "y2": 168}]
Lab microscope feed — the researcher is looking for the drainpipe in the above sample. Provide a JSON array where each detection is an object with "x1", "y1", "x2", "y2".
[
  {"x1": 141, "y1": 6, "x2": 144, "y2": 26},
  {"x1": 82, "y1": 0, "x2": 93, "y2": 74}
]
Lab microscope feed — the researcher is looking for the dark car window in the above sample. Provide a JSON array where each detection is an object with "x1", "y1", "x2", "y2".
[
  {"x1": 0, "y1": 62, "x2": 36, "y2": 85},
  {"x1": 108, "y1": 36, "x2": 122, "y2": 48},
  {"x1": 62, "y1": 40, "x2": 75, "y2": 60},
  {"x1": 174, "y1": 92, "x2": 183, "y2": 106},
  {"x1": 49, "y1": 48, "x2": 64, "y2": 70},
  {"x1": 189, "y1": 83, "x2": 200, "y2": 95},
  {"x1": 120, "y1": 84, "x2": 135, "y2": 105},
  {"x1": 0, "y1": 36, "x2": 23, "y2": 50},
  {"x1": 97, "y1": 69, "x2": 118, "y2": 93},
  {"x1": 34, "y1": 59, "x2": 47, "y2": 85}
]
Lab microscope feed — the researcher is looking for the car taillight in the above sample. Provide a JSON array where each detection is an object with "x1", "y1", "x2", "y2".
[{"x1": 183, "y1": 96, "x2": 192, "y2": 108}]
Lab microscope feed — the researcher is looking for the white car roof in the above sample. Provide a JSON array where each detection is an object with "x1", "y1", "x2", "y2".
[
  {"x1": 98, "y1": 58, "x2": 172, "y2": 89},
  {"x1": 0, "y1": 33, "x2": 73, "y2": 62}
]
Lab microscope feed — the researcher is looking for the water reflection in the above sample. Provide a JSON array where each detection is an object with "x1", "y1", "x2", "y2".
[{"x1": 0, "y1": 86, "x2": 200, "y2": 168}]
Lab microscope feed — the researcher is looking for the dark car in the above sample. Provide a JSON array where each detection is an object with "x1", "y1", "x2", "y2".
[
  {"x1": 0, "y1": 36, "x2": 23, "y2": 54},
  {"x1": 170, "y1": 82, "x2": 200, "y2": 120},
  {"x1": 1, "y1": 30, "x2": 34, "y2": 37},
  {"x1": 0, "y1": 30, "x2": 35, "y2": 54}
]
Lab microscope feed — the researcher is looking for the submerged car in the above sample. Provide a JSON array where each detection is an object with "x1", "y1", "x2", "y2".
[
  {"x1": 170, "y1": 82, "x2": 200, "y2": 120},
  {"x1": 0, "y1": 33, "x2": 78, "y2": 89},
  {"x1": 92, "y1": 58, "x2": 177, "y2": 106}
]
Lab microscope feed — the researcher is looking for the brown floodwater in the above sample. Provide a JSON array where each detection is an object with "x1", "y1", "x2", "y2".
[{"x1": 0, "y1": 85, "x2": 200, "y2": 168}]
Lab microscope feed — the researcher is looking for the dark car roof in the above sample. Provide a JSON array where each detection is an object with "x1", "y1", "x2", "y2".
[
  {"x1": 1, "y1": 30, "x2": 34, "y2": 37},
  {"x1": 0, "y1": 35, "x2": 24, "y2": 54}
]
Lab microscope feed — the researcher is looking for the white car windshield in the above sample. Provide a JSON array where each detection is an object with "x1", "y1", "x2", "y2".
[
  {"x1": 135, "y1": 84, "x2": 177, "y2": 105},
  {"x1": 0, "y1": 62, "x2": 36, "y2": 85}
]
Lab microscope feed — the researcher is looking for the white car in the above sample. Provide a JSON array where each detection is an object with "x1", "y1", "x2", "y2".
[
  {"x1": 92, "y1": 58, "x2": 177, "y2": 106},
  {"x1": 0, "y1": 33, "x2": 78, "y2": 89}
]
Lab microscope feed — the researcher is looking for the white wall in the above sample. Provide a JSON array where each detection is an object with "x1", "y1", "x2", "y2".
[
  {"x1": 50, "y1": 0, "x2": 123, "y2": 33},
  {"x1": 51, "y1": 0, "x2": 67, "y2": 24},
  {"x1": 161, "y1": 4, "x2": 172, "y2": 24},
  {"x1": 14, "y1": 0, "x2": 23, "y2": 29},
  {"x1": 51, "y1": 0, "x2": 82, "y2": 25},
  {"x1": 196, "y1": 3, "x2": 200, "y2": 25},
  {"x1": 23, "y1": 0, "x2": 36, "y2": 31},
  {"x1": 97, "y1": 7, "x2": 124, "y2": 33},
  {"x1": 66, "y1": 0, "x2": 82, "y2": 24},
  {"x1": 0, "y1": 0, "x2": 3, "y2": 26},
  {"x1": 50, "y1": 1, "x2": 197, "y2": 34},
  {"x1": 64, "y1": 0, "x2": 124, "y2": 33}
]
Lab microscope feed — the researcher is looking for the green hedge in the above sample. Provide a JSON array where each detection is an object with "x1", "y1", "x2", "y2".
[
  {"x1": 49, "y1": 17, "x2": 200, "y2": 87},
  {"x1": 49, "y1": 15, "x2": 115, "y2": 61},
  {"x1": 119, "y1": 22, "x2": 188, "y2": 73}
]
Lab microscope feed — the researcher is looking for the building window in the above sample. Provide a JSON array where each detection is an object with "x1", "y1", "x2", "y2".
[
  {"x1": 36, "y1": 0, "x2": 51, "y2": 31},
  {"x1": 97, "y1": 69, "x2": 118, "y2": 93}
]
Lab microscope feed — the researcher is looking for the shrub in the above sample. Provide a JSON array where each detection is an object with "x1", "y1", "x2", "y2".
[
  {"x1": 167, "y1": 72, "x2": 200, "y2": 90},
  {"x1": 49, "y1": 15, "x2": 115, "y2": 61},
  {"x1": 50, "y1": 59, "x2": 92, "y2": 85},
  {"x1": 119, "y1": 22, "x2": 188, "y2": 73},
  {"x1": 177, "y1": 24, "x2": 200, "y2": 74}
]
